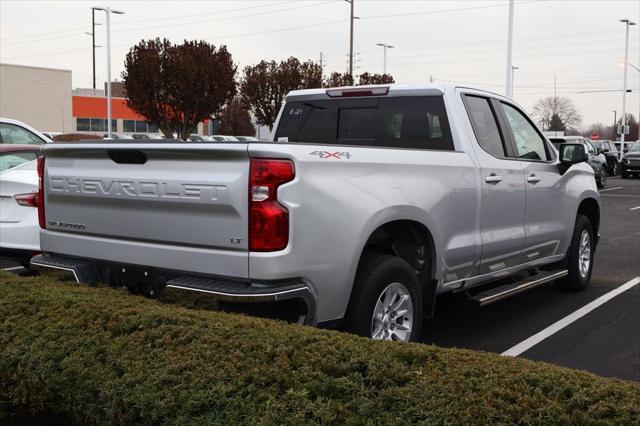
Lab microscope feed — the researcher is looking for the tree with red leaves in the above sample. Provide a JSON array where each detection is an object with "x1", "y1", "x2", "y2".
[
  {"x1": 122, "y1": 38, "x2": 237, "y2": 140},
  {"x1": 218, "y1": 98, "x2": 256, "y2": 136},
  {"x1": 240, "y1": 57, "x2": 322, "y2": 130}
]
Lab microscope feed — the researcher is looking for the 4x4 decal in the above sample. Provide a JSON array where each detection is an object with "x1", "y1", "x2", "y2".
[{"x1": 310, "y1": 151, "x2": 352, "y2": 159}]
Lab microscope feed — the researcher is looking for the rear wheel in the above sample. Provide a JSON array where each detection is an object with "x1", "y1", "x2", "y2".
[
  {"x1": 557, "y1": 214, "x2": 594, "y2": 291},
  {"x1": 344, "y1": 254, "x2": 422, "y2": 342}
]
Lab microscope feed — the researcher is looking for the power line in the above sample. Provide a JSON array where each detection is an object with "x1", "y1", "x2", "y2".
[
  {"x1": 0, "y1": 0, "x2": 296, "y2": 41},
  {"x1": 360, "y1": 0, "x2": 546, "y2": 20},
  {"x1": 0, "y1": 1, "x2": 334, "y2": 46}
]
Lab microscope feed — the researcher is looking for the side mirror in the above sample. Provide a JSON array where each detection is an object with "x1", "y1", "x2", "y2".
[
  {"x1": 596, "y1": 148, "x2": 604, "y2": 155},
  {"x1": 560, "y1": 143, "x2": 588, "y2": 164}
]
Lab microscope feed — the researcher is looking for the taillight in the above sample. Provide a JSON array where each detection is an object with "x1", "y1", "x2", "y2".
[
  {"x1": 249, "y1": 158, "x2": 294, "y2": 251},
  {"x1": 14, "y1": 193, "x2": 38, "y2": 207},
  {"x1": 37, "y1": 156, "x2": 45, "y2": 228}
]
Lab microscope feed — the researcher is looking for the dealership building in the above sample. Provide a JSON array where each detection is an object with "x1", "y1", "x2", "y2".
[{"x1": 1, "y1": 63, "x2": 259, "y2": 137}]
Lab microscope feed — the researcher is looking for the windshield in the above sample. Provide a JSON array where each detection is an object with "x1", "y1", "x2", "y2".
[{"x1": 630, "y1": 143, "x2": 640, "y2": 152}]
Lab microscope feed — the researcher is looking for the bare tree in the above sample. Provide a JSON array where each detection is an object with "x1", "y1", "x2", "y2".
[{"x1": 532, "y1": 96, "x2": 582, "y2": 132}]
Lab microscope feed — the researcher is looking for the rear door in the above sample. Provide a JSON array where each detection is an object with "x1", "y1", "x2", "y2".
[
  {"x1": 462, "y1": 94, "x2": 527, "y2": 275},
  {"x1": 497, "y1": 101, "x2": 571, "y2": 261}
]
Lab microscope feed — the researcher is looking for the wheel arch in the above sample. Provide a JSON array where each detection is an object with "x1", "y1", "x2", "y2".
[
  {"x1": 577, "y1": 197, "x2": 600, "y2": 243},
  {"x1": 346, "y1": 211, "x2": 440, "y2": 321}
]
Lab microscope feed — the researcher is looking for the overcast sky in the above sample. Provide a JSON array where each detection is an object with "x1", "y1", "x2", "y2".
[{"x1": 1, "y1": 0, "x2": 639, "y2": 129}]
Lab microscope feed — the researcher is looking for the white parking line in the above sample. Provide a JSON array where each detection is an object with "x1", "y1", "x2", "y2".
[
  {"x1": 631, "y1": 206, "x2": 640, "y2": 211},
  {"x1": 598, "y1": 186, "x2": 623, "y2": 192},
  {"x1": 502, "y1": 276, "x2": 640, "y2": 357},
  {"x1": 1, "y1": 266, "x2": 24, "y2": 271}
]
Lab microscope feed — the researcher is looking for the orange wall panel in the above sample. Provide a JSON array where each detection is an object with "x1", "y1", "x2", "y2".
[{"x1": 72, "y1": 96, "x2": 146, "y2": 120}]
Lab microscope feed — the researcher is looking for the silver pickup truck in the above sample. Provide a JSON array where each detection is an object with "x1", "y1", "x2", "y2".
[{"x1": 32, "y1": 84, "x2": 599, "y2": 342}]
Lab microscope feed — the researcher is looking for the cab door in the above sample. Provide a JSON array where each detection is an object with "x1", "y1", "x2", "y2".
[
  {"x1": 497, "y1": 101, "x2": 573, "y2": 260},
  {"x1": 462, "y1": 94, "x2": 527, "y2": 275}
]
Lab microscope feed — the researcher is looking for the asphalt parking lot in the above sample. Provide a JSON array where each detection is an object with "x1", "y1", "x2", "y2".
[{"x1": 2, "y1": 177, "x2": 638, "y2": 382}]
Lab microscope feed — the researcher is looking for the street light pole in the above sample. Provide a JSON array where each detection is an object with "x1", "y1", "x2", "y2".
[
  {"x1": 376, "y1": 43, "x2": 394, "y2": 74},
  {"x1": 505, "y1": 0, "x2": 515, "y2": 98},
  {"x1": 511, "y1": 65, "x2": 519, "y2": 97},
  {"x1": 91, "y1": 8, "x2": 96, "y2": 90},
  {"x1": 619, "y1": 19, "x2": 636, "y2": 161},
  {"x1": 344, "y1": 0, "x2": 355, "y2": 78},
  {"x1": 93, "y1": 6, "x2": 124, "y2": 139}
]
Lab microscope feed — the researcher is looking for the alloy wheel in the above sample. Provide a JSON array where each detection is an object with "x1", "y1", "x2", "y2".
[
  {"x1": 371, "y1": 282, "x2": 414, "y2": 342},
  {"x1": 578, "y1": 229, "x2": 591, "y2": 279}
]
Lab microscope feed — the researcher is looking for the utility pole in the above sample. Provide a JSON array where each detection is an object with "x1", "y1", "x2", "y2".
[
  {"x1": 346, "y1": 0, "x2": 355, "y2": 78},
  {"x1": 619, "y1": 18, "x2": 636, "y2": 161},
  {"x1": 505, "y1": 0, "x2": 514, "y2": 97},
  {"x1": 376, "y1": 43, "x2": 394, "y2": 74},
  {"x1": 612, "y1": 110, "x2": 617, "y2": 140},
  {"x1": 319, "y1": 52, "x2": 324, "y2": 80},
  {"x1": 86, "y1": 8, "x2": 101, "y2": 90}
]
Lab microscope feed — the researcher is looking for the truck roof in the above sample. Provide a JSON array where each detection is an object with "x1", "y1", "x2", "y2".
[{"x1": 285, "y1": 83, "x2": 498, "y2": 101}]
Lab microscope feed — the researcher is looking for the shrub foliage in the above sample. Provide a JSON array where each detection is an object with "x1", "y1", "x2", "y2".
[{"x1": 1, "y1": 272, "x2": 638, "y2": 425}]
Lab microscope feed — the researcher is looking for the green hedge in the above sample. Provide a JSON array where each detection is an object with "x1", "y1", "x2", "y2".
[{"x1": 1, "y1": 271, "x2": 639, "y2": 425}]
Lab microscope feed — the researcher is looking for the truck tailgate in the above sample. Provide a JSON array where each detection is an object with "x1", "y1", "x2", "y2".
[{"x1": 41, "y1": 142, "x2": 250, "y2": 277}]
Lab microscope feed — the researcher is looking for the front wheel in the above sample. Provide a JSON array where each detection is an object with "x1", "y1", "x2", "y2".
[
  {"x1": 344, "y1": 254, "x2": 422, "y2": 342},
  {"x1": 609, "y1": 162, "x2": 618, "y2": 176},
  {"x1": 557, "y1": 215, "x2": 594, "y2": 291},
  {"x1": 596, "y1": 169, "x2": 606, "y2": 188}
]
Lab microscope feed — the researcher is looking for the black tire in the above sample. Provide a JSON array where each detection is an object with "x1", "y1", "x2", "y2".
[
  {"x1": 596, "y1": 169, "x2": 606, "y2": 189},
  {"x1": 610, "y1": 162, "x2": 617, "y2": 176},
  {"x1": 557, "y1": 215, "x2": 594, "y2": 291},
  {"x1": 343, "y1": 254, "x2": 423, "y2": 342}
]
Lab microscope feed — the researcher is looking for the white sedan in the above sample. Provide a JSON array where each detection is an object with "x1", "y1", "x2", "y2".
[{"x1": 0, "y1": 159, "x2": 39, "y2": 267}]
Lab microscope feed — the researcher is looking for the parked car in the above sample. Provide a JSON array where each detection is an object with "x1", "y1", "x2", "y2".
[
  {"x1": 614, "y1": 141, "x2": 634, "y2": 154},
  {"x1": 550, "y1": 136, "x2": 607, "y2": 188},
  {"x1": 0, "y1": 144, "x2": 42, "y2": 172},
  {"x1": 42, "y1": 132, "x2": 62, "y2": 140},
  {"x1": 31, "y1": 84, "x2": 599, "y2": 342},
  {"x1": 187, "y1": 134, "x2": 214, "y2": 142},
  {"x1": 53, "y1": 133, "x2": 103, "y2": 142},
  {"x1": 132, "y1": 133, "x2": 165, "y2": 140},
  {"x1": 103, "y1": 133, "x2": 134, "y2": 140},
  {"x1": 589, "y1": 140, "x2": 619, "y2": 175},
  {"x1": 235, "y1": 136, "x2": 259, "y2": 142},
  {"x1": 0, "y1": 157, "x2": 39, "y2": 267},
  {"x1": 212, "y1": 135, "x2": 239, "y2": 141},
  {"x1": 0, "y1": 117, "x2": 51, "y2": 145},
  {"x1": 620, "y1": 142, "x2": 640, "y2": 178}
]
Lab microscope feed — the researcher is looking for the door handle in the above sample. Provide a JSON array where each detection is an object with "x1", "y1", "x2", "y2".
[
  {"x1": 527, "y1": 174, "x2": 541, "y2": 184},
  {"x1": 485, "y1": 174, "x2": 503, "y2": 183}
]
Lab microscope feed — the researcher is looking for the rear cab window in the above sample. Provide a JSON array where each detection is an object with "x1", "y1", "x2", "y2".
[{"x1": 275, "y1": 96, "x2": 454, "y2": 150}]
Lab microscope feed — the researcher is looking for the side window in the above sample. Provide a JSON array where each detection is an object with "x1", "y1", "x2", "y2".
[
  {"x1": 463, "y1": 95, "x2": 506, "y2": 157},
  {"x1": 0, "y1": 123, "x2": 44, "y2": 145},
  {"x1": 0, "y1": 151, "x2": 38, "y2": 172},
  {"x1": 377, "y1": 97, "x2": 454, "y2": 150},
  {"x1": 500, "y1": 103, "x2": 549, "y2": 161},
  {"x1": 585, "y1": 140, "x2": 596, "y2": 154}
]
